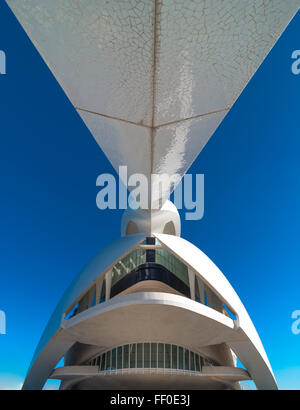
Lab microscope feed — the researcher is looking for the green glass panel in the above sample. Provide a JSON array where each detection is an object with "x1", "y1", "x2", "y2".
[
  {"x1": 100, "y1": 354, "x2": 105, "y2": 371},
  {"x1": 123, "y1": 345, "x2": 129, "y2": 369},
  {"x1": 195, "y1": 354, "x2": 200, "y2": 372},
  {"x1": 184, "y1": 349, "x2": 189, "y2": 370},
  {"x1": 130, "y1": 344, "x2": 136, "y2": 368},
  {"x1": 190, "y1": 352, "x2": 195, "y2": 371},
  {"x1": 158, "y1": 343, "x2": 164, "y2": 368},
  {"x1": 117, "y1": 346, "x2": 122, "y2": 369},
  {"x1": 144, "y1": 343, "x2": 150, "y2": 368},
  {"x1": 137, "y1": 344, "x2": 143, "y2": 368},
  {"x1": 112, "y1": 249, "x2": 146, "y2": 286},
  {"x1": 151, "y1": 343, "x2": 157, "y2": 368},
  {"x1": 165, "y1": 344, "x2": 171, "y2": 369},
  {"x1": 178, "y1": 347, "x2": 183, "y2": 370},
  {"x1": 172, "y1": 345, "x2": 178, "y2": 369},
  {"x1": 155, "y1": 249, "x2": 189, "y2": 287},
  {"x1": 111, "y1": 348, "x2": 116, "y2": 370},
  {"x1": 106, "y1": 351, "x2": 111, "y2": 370},
  {"x1": 195, "y1": 278, "x2": 201, "y2": 303}
]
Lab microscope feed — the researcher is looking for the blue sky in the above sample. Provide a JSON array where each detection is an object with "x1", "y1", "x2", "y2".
[{"x1": 0, "y1": 3, "x2": 299, "y2": 390}]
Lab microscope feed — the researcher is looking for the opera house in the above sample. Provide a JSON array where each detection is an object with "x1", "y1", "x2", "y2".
[{"x1": 6, "y1": 0, "x2": 299, "y2": 390}]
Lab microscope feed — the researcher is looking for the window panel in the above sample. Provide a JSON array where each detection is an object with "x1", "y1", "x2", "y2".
[
  {"x1": 158, "y1": 343, "x2": 164, "y2": 368},
  {"x1": 184, "y1": 349, "x2": 189, "y2": 370},
  {"x1": 172, "y1": 345, "x2": 178, "y2": 369},
  {"x1": 151, "y1": 343, "x2": 157, "y2": 368},
  {"x1": 178, "y1": 346, "x2": 183, "y2": 370},
  {"x1": 117, "y1": 346, "x2": 122, "y2": 369},
  {"x1": 165, "y1": 344, "x2": 171, "y2": 369},
  {"x1": 112, "y1": 348, "x2": 116, "y2": 370},
  {"x1": 137, "y1": 343, "x2": 143, "y2": 368},
  {"x1": 106, "y1": 351, "x2": 111, "y2": 370},
  {"x1": 190, "y1": 352, "x2": 195, "y2": 371},
  {"x1": 144, "y1": 343, "x2": 150, "y2": 368},
  {"x1": 130, "y1": 344, "x2": 136, "y2": 368},
  {"x1": 123, "y1": 345, "x2": 129, "y2": 369},
  {"x1": 90, "y1": 344, "x2": 215, "y2": 373}
]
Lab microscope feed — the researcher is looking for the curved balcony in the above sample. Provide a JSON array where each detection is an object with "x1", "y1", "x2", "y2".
[{"x1": 64, "y1": 238, "x2": 236, "y2": 322}]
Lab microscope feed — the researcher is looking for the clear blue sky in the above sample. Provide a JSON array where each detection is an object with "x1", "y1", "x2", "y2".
[{"x1": 0, "y1": 3, "x2": 299, "y2": 390}]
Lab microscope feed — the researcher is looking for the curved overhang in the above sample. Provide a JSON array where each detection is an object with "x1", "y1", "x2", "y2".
[
  {"x1": 50, "y1": 365, "x2": 250, "y2": 390},
  {"x1": 25, "y1": 291, "x2": 241, "y2": 390}
]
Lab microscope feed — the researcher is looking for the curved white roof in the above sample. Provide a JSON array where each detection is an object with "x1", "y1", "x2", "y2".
[{"x1": 6, "y1": 0, "x2": 300, "y2": 204}]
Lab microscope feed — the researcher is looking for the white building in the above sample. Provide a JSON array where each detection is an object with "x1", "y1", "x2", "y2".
[{"x1": 5, "y1": 0, "x2": 299, "y2": 390}]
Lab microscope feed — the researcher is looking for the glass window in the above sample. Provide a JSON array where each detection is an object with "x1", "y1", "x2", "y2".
[
  {"x1": 130, "y1": 344, "x2": 136, "y2": 368},
  {"x1": 190, "y1": 352, "x2": 195, "y2": 371},
  {"x1": 64, "y1": 302, "x2": 79, "y2": 320},
  {"x1": 144, "y1": 343, "x2": 150, "y2": 368},
  {"x1": 172, "y1": 345, "x2": 178, "y2": 369},
  {"x1": 222, "y1": 303, "x2": 237, "y2": 320},
  {"x1": 165, "y1": 344, "x2": 171, "y2": 369},
  {"x1": 204, "y1": 292, "x2": 208, "y2": 306},
  {"x1": 100, "y1": 279, "x2": 106, "y2": 303},
  {"x1": 123, "y1": 345, "x2": 129, "y2": 368},
  {"x1": 111, "y1": 348, "x2": 116, "y2": 370},
  {"x1": 195, "y1": 278, "x2": 201, "y2": 303},
  {"x1": 112, "y1": 249, "x2": 146, "y2": 286},
  {"x1": 178, "y1": 346, "x2": 183, "y2": 370},
  {"x1": 137, "y1": 344, "x2": 143, "y2": 368},
  {"x1": 184, "y1": 349, "x2": 189, "y2": 370},
  {"x1": 117, "y1": 346, "x2": 122, "y2": 369},
  {"x1": 151, "y1": 343, "x2": 157, "y2": 368},
  {"x1": 158, "y1": 343, "x2": 164, "y2": 368},
  {"x1": 195, "y1": 354, "x2": 200, "y2": 372},
  {"x1": 106, "y1": 351, "x2": 111, "y2": 370},
  {"x1": 91, "y1": 344, "x2": 214, "y2": 373},
  {"x1": 156, "y1": 249, "x2": 189, "y2": 287},
  {"x1": 100, "y1": 354, "x2": 105, "y2": 371}
]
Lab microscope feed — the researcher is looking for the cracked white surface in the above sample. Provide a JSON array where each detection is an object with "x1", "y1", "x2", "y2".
[{"x1": 6, "y1": 0, "x2": 300, "y2": 203}]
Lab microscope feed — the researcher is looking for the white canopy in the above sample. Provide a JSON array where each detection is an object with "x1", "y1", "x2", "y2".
[{"x1": 6, "y1": 0, "x2": 299, "y2": 204}]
